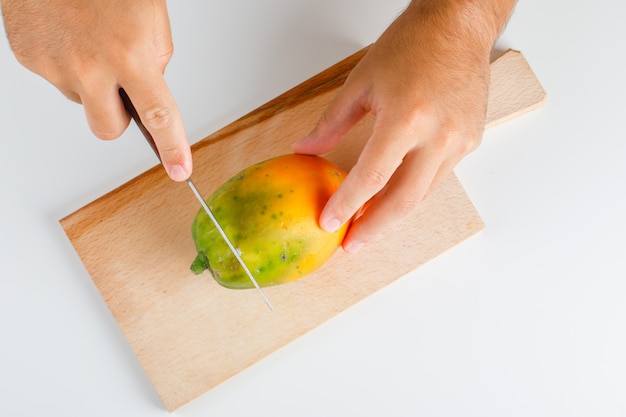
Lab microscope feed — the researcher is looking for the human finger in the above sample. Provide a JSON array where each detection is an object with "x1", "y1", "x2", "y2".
[
  {"x1": 292, "y1": 76, "x2": 368, "y2": 155},
  {"x1": 81, "y1": 82, "x2": 131, "y2": 140},
  {"x1": 122, "y1": 72, "x2": 192, "y2": 182},
  {"x1": 318, "y1": 111, "x2": 420, "y2": 234},
  {"x1": 340, "y1": 145, "x2": 443, "y2": 253}
]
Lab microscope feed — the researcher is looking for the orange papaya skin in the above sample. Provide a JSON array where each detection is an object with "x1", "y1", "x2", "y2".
[{"x1": 190, "y1": 154, "x2": 349, "y2": 289}]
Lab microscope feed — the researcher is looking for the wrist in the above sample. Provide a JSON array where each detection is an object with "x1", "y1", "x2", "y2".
[{"x1": 405, "y1": 0, "x2": 516, "y2": 51}]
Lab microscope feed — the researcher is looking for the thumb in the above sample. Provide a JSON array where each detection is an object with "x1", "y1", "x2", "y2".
[{"x1": 292, "y1": 82, "x2": 368, "y2": 155}]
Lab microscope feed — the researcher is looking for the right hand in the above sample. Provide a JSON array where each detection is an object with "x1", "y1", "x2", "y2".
[
  {"x1": 1, "y1": 0, "x2": 192, "y2": 181},
  {"x1": 293, "y1": 0, "x2": 514, "y2": 253}
]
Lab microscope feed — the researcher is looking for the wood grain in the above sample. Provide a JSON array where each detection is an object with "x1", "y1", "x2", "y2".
[{"x1": 60, "y1": 48, "x2": 546, "y2": 411}]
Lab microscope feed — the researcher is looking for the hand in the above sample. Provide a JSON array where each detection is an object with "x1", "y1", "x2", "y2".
[
  {"x1": 293, "y1": 0, "x2": 515, "y2": 253},
  {"x1": 1, "y1": 0, "x2": 192, "y2": 181}
]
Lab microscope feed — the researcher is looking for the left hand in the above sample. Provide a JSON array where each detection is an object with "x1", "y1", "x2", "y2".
[{"x1": 293, "y1": 0, "x2": 507, "y2": 253}]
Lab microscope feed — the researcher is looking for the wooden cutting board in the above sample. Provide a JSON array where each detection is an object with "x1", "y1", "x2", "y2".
[{"x1": 60, "y1": 47, "x2": 546, "y2": 411}]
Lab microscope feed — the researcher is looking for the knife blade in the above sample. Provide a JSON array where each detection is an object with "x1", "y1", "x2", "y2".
[{"x1": 119, "y1": 88, "x2": 274, "y2": 312}]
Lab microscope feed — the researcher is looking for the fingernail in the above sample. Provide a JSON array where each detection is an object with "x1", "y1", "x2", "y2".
[
  {"x1": 168, "y1": 164, "x2": 189, "y2": 182},
  {"x1": 344, "y1": 240, "x2": 364, "y2": 254},
  {"x1": 321, "y1": 217, "x2": 342, "y2": 233}
]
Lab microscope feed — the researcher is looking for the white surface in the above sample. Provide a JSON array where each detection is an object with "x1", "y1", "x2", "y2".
[{"x1": 1, "y1": 1, "x2": 625, "y2": 416}]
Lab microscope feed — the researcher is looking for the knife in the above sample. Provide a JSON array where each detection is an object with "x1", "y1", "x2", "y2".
[{"x1": 119, "y1": 88, "x2": 274, "y2": 312}]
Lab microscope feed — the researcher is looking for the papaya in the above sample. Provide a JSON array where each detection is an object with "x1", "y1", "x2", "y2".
[{"x1": 190, "y1": 153, "x2": 349, "y2": 289}]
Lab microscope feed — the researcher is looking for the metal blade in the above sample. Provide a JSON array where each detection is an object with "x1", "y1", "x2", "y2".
[
  {"x1": 119, "y1": 88, "x2": 273, "y2": 311},
  {"x1": 185, "y1": 178, "x2": 273, "y2": 311}
]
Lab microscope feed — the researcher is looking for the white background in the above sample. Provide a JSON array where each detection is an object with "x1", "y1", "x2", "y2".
[{"x1": 2, "y1": 0, "x2": 626, "y2": 416}]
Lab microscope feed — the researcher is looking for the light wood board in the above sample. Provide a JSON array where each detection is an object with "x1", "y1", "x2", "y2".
[{"x1": 60, "y1": 47, "x2": 546, "y2": 411}]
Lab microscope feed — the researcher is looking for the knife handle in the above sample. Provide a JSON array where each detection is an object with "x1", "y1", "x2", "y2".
[{"x1": 119, "y1": 88, "x2": 162, "y2": 163}]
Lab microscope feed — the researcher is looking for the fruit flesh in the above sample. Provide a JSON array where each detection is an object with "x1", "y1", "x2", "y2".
[{"x1": 190, "y1": 154, "x2": 348, "y2": 289}]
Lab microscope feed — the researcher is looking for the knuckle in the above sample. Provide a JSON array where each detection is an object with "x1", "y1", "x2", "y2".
[
  {"x1": 141, "y1": 104, "x2": 175, "y2": 131},
  {"x1": 464, "y1": 131, "x2": 483, "y2": 153},
  {"x1": 395, "y1": 199, "x2": 420, "y2": 216},
  {"x1": 72, "y1": 56, "x2": 104, "y2": 88},
  {"x1": 452, "y1": 131, "x2": 483, "y2": 158},
  {"x1": 154, "y1": 34, "x2": 174, "y2": 66},
  {"x1": 89, "y1": 115, "x2": 128, "y2": 140},
  {"x1": 431, "y1": 133, "x2": 453, "y2": 153},
  {"x1": 59, "y1": 87, "x2": 81, "y2": 104},
  {"x1": 431, "y1": 128, "x2": 483, "y2": 159},
  {"x1": 358, "y1": 166, "x2": 389, "y2": 190},
  {"x1": 92, "y1": 127, "x2": 124, "y2": 141}
]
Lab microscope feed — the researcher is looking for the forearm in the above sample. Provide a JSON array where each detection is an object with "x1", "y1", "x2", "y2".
[{"x1": 404, "y1": 0, "x2": 517, "y2": 53}]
